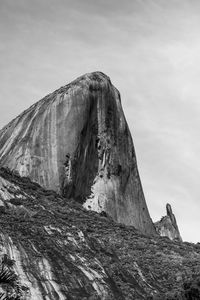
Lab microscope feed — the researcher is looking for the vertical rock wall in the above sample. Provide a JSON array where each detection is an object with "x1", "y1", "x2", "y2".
[{"x1": 0, "y1": 72, "x2": 155, "y2": 235}]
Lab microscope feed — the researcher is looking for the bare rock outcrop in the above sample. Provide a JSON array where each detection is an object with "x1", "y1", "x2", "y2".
[
  {"x1": 0, "y1": 72, "x2": 155, "y2": 235},
  {"x1": 155, "y1": 203, "x2": 182, "y2": 241}
]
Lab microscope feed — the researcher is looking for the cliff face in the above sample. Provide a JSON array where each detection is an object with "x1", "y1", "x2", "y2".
[
  {"x1": 0, "y1": 72, "x2": 155, "y2": 235},
  {"x1": 0, "y1": 168, "x2": 199, "y2": 300},
  {"x1": 155, "y1": 204, "x2": 182, "y2": 241}
]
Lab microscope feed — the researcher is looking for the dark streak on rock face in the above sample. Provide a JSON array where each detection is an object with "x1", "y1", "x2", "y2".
[
  {"x1": 62, "y1": 92, "x2": 99, "y2": 203},
  {"x1": 0, "y1": 72, "x2": 155, "y2": 235}
]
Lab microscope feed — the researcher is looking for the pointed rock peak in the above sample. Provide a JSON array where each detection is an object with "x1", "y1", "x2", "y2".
[
  {"x1": 166, "y1": 203, "x2": 172, "y2": 215},
  {"x1": 155, "y1": 204, "x2": 182, "y2": 241},
  {"x1": 0, "y1": 71, "x2": 156, "y2": 235}
]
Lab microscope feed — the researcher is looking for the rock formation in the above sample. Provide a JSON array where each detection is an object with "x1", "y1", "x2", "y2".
[
  {"x1": 0, "y1": 72, "x2": 155, "y2": 235},
  {"x1": 155, "y1": 203, "x2": 182, "y2": 241},
  {"x1": 0, "y1": 168, "x2": 198, "y2": 300}
]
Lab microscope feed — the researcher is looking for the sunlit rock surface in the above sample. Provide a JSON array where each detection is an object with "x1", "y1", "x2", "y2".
[
  {"x1": 155, "y1": 204, "x2": 182, "y2": 241},
  {"x1": 0, "y1": 72, "x2": 155, "y2": 235},
  {"x1": 0, "y1": 168, "x2": 199, "y2": 299}
]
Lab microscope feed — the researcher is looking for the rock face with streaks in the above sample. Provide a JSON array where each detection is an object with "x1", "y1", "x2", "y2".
[
  {"x1": 0, "y1": 168, "x2": 199, "y2": 300},
  {"x1": 0, "y1": 72, "x2": 155, "y2": 235},
  {"x1": 155, "y1": 204, "x2": 182, "y2": 241}
]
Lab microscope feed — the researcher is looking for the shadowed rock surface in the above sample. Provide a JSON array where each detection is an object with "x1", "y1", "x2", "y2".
[
  {"x1": 0, "y1": 168, "x2": 199, "y2": 299},
  {"x1": 0, "y1": 72, "x2": 155, "y2": 235},
  {"x1": 155, "y1": 204, "x2": 182, "y2": 241}
]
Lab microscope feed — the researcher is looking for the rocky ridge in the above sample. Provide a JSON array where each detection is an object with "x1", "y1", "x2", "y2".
[{"x1": 0, "y1": 168, "x2": 199, "y2": 299}]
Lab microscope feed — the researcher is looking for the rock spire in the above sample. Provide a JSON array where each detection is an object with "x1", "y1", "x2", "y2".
[{"x1": 155, "y1": 203, "x2": 182, "y2": 241}]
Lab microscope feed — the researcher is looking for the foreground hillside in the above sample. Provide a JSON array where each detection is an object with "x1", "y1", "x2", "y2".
[{"x1": 0, "y1": 167, "x2": 199, "y2": 300}]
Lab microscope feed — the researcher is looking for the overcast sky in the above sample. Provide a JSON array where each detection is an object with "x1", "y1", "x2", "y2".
[{"x1": 1, "y1": 0, "x2": 200, "y2": 242}]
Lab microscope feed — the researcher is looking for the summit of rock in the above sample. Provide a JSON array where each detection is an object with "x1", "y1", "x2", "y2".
[{"x1": 0, "y1": 72, "x2": 155, "y2": 235}]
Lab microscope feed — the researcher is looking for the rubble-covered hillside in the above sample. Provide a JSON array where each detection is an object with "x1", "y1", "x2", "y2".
[{"x1": 0, "y1": 167, "x2": 199, "y2": 300}]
